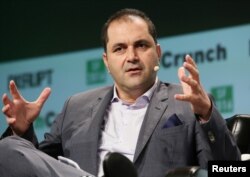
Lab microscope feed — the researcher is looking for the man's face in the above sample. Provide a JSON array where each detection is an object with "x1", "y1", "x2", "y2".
[{"x1": 103, "y1": 16, "x2": 161, "y2": 94}]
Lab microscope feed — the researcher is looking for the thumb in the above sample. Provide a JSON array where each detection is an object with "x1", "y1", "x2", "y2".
[{"x1": 36, "y1": 87, "x2": 51, "y2": 107}]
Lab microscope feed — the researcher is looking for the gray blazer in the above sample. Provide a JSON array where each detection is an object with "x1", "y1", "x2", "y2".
[{"x1": 37, "y1": 81, "x2": 240, "y2": 177}]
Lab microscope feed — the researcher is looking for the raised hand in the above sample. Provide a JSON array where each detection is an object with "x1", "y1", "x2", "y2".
[
  {"x1": 174, "y1": 55, "x2": 211, "y2": 121},
  {"x1": 2, "y1": 80, "x2": 51, "y2": 135}
]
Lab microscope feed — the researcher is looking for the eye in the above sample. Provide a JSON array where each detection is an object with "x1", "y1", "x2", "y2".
[
  {"x1": 139, "y1": 44, "x2": 146, "y2": 48},
  {"x1": 114, "y1": 46, "x2": 123, "y2": 52},
  {"x1": 135, "y1": 41, "x2": 149, "y2": 50},
  {"x1": 112, "y1": 44, "x2": 126, "y2": 54}
]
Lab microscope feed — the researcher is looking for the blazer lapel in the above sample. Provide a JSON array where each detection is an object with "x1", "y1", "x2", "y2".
[
  {"x1": 83, "y1": 87, "x2": 113, "y2": 175},
  {"x1": 133, "y1": 82, "x2": 169, "y2": 162}
]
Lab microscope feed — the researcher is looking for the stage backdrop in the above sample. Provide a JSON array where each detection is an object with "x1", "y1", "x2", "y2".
[{"x1": 1, "y1": 24, "x2": 250, "y2": 141}]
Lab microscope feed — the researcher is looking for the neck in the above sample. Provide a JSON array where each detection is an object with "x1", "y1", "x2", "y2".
[{"x1": 115, "y1": 82, "x2": 155, "y2": 103}]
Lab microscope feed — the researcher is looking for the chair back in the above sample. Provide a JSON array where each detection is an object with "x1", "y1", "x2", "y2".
[{"x1": 226, "y1": 114, "x2": 250, "y2": 154}]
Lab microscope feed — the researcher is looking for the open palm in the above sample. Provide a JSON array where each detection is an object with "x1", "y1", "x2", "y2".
[{"x1": 2, "y1": 80, "x2": 51, "y2": 135}]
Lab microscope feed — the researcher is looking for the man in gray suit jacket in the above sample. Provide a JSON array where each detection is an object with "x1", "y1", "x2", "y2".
[{"x1": 0, "y1": 8, "x2": 240, "y2": 177}]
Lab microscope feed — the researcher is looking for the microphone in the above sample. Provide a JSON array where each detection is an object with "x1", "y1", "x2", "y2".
[{"x1": 154, "y1": 65, "x2": 160, "y2": 72}]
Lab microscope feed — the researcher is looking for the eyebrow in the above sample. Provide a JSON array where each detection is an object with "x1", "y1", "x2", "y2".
[
  {"x1": 111, "y1": 43, "x2": 126, "y2": 50},
  {"x1": 111, "y1": 39, "x2": 151, "y2": 48},
  {"x1": 134, "y1": 39, "x2": 151, "y2": 46}
]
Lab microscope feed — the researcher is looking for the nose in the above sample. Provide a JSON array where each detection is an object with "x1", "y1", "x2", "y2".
[{"x1": 126, "y1": 47, "x2": 139, "y2": 63}]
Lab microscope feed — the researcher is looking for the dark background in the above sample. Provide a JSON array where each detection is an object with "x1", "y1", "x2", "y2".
[{"x1": 0, "y1": 0, "x2": 250, "y2": 63}]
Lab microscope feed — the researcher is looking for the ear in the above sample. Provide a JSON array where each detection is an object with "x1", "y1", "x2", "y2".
[
  {"x1": 156, "y1": 44, "x2": 162, "y2": 60},
  {"x1": 103, "y1": 52, "x2": 110, "y2": 73}
]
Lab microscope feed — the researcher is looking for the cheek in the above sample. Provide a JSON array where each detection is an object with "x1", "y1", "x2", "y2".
[
  {"x1": 143, "y1": 50, "x2": 159, "y2": 63},
  {"x1": 145, "y1": 55, "x2": 159, "y2": 68},
  {"x1": 108, "y1": 59, "x2": 123, "y2": 73}
]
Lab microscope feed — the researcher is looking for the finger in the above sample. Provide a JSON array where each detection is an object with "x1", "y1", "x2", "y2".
[
  {"x1": 180, "y1": 75, "x2": 199, "y2": 90},
  {"x1": 178, "y1": 67, "x2": 186, "y2": 82},
  {"x1": 179, "y1": 72, "x2": 200, "y2": 97},
  {"x1": 183, "y1": 62, "x2": 200, "y2": 82},
  {"x1": 174, "y1": 93, "x2": 191, "y2": 102},
  {"x1": 2, "y1": 104, "x2": 9, "y2": 114},
  {"x1": 177, "y1": 68, "x2": 191, "y2": 101},
  {"x1": 2, "y1": 104, "x2": 12, "y2": 117},
  {"x1": 9, "y1": 80, "x2": 23, "y2": 100},
  {"x1": 183, "y1": 62, "x2": 199, "y2": 78},
  {"x1": 178, "y1": 67, "x2": 197, "y2": 87},
  {"x1": 185, "y1": 54, "x2": 198, "y2": 69},
  {"x1": 2, "y1": 93, "x2": 12, "y2": 106},
  {"x1": 3, "y1": 104, "x2": 21, "y2": 127},
  {"x1": 36, "y1": 87, "x2": 51, "y2": 107}
]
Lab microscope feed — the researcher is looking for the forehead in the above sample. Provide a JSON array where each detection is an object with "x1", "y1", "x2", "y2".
[{"x1": 107, "y1": 16, "x2": 152, "y2": 45}]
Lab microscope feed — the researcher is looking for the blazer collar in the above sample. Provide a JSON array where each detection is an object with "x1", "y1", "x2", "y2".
[{"x1": 133, "y1": 81, "x2": 169, "y2": 162}]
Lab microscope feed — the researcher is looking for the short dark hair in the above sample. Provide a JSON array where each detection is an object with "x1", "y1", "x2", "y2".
[{"x1": 101, "y1": 8, "x2": 158, "y2": 52}]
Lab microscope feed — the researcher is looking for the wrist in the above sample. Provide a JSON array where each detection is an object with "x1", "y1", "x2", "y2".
[{"x1": 196, "y1": 105, "x2": 212, "y2": 121}]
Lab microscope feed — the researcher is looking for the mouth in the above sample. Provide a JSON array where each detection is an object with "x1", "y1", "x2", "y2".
[{"x1": 126, "y1": 67, "x2": 142, "y2": 74}]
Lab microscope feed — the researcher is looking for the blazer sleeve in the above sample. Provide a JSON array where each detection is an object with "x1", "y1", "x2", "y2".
[
  {"x1": 38, "y1": 98, "x2": 72, "y2": 159},
  {"x1": 0, "y1": 124, "x2": 39, "y2": 148},
  {"x1": 200, "y1": 102, "x2": 241, "y2": 161}
]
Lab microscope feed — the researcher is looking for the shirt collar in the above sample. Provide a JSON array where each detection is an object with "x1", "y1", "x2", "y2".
[{"x1": 111, "y1": 77, "x2": 158, "y2": 105}]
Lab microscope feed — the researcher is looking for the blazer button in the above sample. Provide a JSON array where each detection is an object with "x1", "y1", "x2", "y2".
[{"x1": 208, "y1": 131, "x2": 215, "y2": 143}]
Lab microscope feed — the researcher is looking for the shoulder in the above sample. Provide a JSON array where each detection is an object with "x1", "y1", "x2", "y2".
[
  {"x1": 73, "y1": 86, "x2": 113, "y2": 98},
  {"x1": 67, "y1": 86, "x2": 113, "y2": 105}
]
